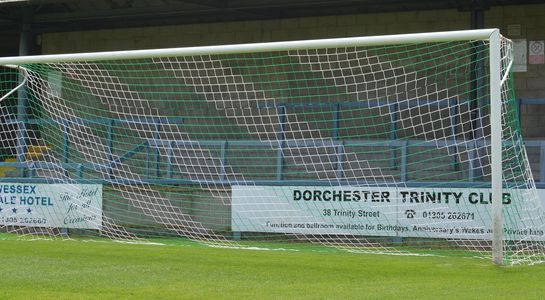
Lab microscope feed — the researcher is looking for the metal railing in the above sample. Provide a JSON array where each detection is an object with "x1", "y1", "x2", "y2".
[{"x1": 0, "y1": 97, "x2": 543, "y2": 188}]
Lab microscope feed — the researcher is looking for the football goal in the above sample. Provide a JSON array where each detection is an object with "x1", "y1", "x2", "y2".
[{"x1": 0, "y1": 28, "x2": 544, "y2": 265}]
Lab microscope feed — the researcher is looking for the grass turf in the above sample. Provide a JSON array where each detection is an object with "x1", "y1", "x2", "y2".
[{"x1": 1, "y1": 237, "x2": 545, "y2": 299}]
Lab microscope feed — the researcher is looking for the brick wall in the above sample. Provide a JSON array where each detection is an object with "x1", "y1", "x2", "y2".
[{"x1": 485, "y1": 5, "x2": 545, "y2": 138}]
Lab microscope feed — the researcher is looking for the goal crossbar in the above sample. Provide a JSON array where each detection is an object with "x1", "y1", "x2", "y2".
[{"x1": 0, "y1": 29, "x2": 498, "y2": 65}]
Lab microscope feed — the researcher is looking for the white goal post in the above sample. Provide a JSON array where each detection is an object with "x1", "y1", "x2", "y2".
[
  {"x1": 488, "y1": 30, "x2": 503, "y2": 265},
  {"x1": 0, "y1": 28, "x2": 542, "y2": 265}
]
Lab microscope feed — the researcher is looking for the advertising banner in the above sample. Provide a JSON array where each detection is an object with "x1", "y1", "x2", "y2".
[
  {"x1": 0, "y1": 184, "x2": 102, "y2": 229},
  {"x1": 232, "y1": 185, "x2": 545, "y2": 241}
]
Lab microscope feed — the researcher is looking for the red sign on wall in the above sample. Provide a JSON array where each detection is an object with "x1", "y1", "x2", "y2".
[{"x1": 529, "y1": 41, "x2": 545, "y2": 65}]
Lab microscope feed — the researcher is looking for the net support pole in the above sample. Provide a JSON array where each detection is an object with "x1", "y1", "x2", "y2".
[{"x1": 490, "y1": 29, "x2": 504, "y2": 265}]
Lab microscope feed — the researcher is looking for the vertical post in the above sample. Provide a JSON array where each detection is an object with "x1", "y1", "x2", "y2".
[
  {"x1": 77, "y1": 163, "x2": 83, "y2": 179},
  {"x1": 468, "y1": 141, "x2": 476, "y2": 182},
  {"x1": 332, "y1": 103, "x2": 340, "y2": 140},
  {"x1": 540, "y1": 142, "x2": 545, "y2": 184},
  {"x1": 389, "y1": 103, "x2": 398, "y2": 169},
  {"x1": 276, "y1": 105, "x2": 286, "y2": 181},
  {"x1": 63, "y1": 121, "x2": 70, "y2": 163},
  {"x1": 471, "y1": 8, "x2": 486, "y2": 181},
  {"x1": 489, "y1": 29, "x2": 503, "y2": 265},
  {"x1": 167, "y1": 141, "x2": 174, "y2": 178},
  {"x1": 400, "y1": 141, "x2": 408, "y2": 182},
  {"x1": 145, "y1": 143, "x2": 150, "y2": 179},
  {"x1": 517, "y1": 99, "x2": 522, "y2": 124},
  {"x1": 335, "y1": 142, "x2": 344, "y2": 179},
  {"x1": 106, "y1": 119, "x2": 114, "y2": 179},
  {"x1": 449, "y1": 98, "x2": 459, "y2": 171},
  {"x1": 220, "y1": 141, "x2": 228, "y2": 181},
  {"x1": 154, "y1": 121, "x2": 162, "y2": 178},
  {"x1": 16, "y1": 6, "x2": 33, "y2": 177}
]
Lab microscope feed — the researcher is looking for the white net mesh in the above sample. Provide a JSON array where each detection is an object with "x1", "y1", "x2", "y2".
[{"x1": 0, "y1": 31, "x2": 544, "y2": 264}]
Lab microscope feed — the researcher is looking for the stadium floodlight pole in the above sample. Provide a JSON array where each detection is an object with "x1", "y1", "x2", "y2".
[{"x1": 489, "y1": 29, "x2": 504, "y2": 265}]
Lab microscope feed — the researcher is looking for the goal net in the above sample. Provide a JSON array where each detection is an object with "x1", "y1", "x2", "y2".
[{"x1": 0, "y1": 29, "x2": 544, "y2": 264}]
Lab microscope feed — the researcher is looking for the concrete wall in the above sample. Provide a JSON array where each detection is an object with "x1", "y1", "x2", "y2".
[
  {"x1": 39, "y1": 4, "x2": 545, "y2": 140},
  {"x1": 41, "y1": 9, "x2": 469, "y2": 53}
]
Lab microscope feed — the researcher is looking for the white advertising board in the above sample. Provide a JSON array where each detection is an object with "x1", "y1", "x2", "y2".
[
  {"x1": 513, "y1": 39, "x2": 528, "y2": 72},
  {"x1": 0, "y1": 184, "x2": 102, "y2": 229},
  {"x1": 232, "y1": 185, "x2": 545, "y2": 241}
]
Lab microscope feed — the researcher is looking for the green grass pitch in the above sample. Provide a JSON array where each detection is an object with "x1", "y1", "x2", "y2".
[{"x1": 1, "y1": 236, "x2": 545, "y2": 299}]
